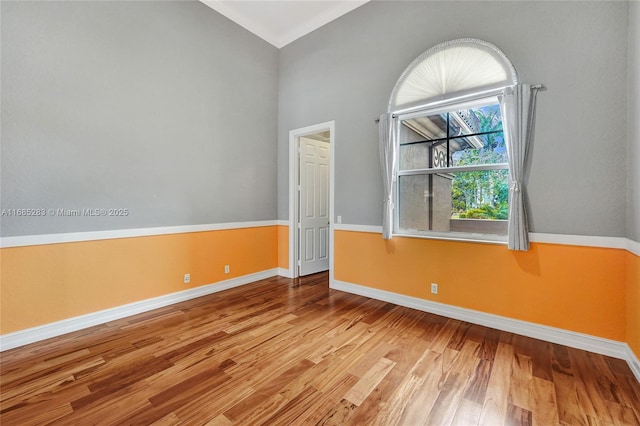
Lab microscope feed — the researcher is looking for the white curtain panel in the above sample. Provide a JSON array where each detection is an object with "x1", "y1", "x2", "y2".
[
  {"x1": 379, "y1": 113, "x2": 398, "y2": 239},
  {"x1": 500, "y1": 84, "x2": 540, "y2": 251}
]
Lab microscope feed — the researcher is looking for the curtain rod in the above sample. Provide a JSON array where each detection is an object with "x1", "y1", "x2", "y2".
[{"x1": 374, "y1": 84, "x2": 546, "y2": 123}]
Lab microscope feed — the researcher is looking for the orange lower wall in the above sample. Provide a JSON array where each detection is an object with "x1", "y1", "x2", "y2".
[
  {"x1": 628, "y1": 251, "x2": 640, "y2": 357},
  {"x1": 334, "y1": 230, "x2": 627, "y2": 342},
  {"x1": 277, "y1": 225, "x2": 289, "y2": 270},
  {"x1": 0, "y1": 226, "x2": 278, "y2": 335},
  {"x1": 2, "y1": 225, "x2": 636, "y2": 357}
]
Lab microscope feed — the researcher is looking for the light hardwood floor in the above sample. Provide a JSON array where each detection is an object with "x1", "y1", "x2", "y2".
[{"x1": 1, "y1": 273, "x2": 639, "y2": 425}]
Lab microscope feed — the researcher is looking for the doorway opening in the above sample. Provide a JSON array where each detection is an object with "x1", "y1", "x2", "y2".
[{"x1": 288, "y1": 122, "x2": 335, "y2": 281}]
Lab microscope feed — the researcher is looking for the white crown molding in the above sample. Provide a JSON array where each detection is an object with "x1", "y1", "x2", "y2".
[
  {"x1": 200, "y1": 1, "x2": 369, "y2": 48},
  {"x1": 331, "y1": 279, "x2": 640, "y2": 383},
  {"x1": 0, "y1": 269, "x2": 279, "y2": 352},
  {"x1": 275, "y1": 1, "x2": 369, "y2": 48},
  {"x1": 0, "y1": 220, "x2": 280, "y2": 248},
  {"x1": 201, "y1": 0, "x2": 280, "y2": 46}
]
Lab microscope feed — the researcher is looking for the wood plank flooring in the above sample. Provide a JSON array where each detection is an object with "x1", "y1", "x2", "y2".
[{"x1": 1, "y1": 272, "x2": 639, "y2": 425}]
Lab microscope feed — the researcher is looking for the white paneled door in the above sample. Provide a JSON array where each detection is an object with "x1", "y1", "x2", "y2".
[{"x1": 299, "y1": 137, "x2": 330, "y2": 276}]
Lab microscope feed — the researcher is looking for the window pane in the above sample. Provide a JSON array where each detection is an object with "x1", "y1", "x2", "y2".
[
  {"x1": 399, "y1": 132, "x2": 506, "y2": 170},
  {"x1": 450, "y1": 132, "x2": 507, "y2": 166},
  {"x1": 401, "y1": 114, "x2": 447, "y2": 141},
  {"x1": 399, "y1": 142, "x2": 432, "y2": 170},
  {"x1": 398, "y1": 174, "x2": 453, "y2": 231},
  {"x1": 399, "y1": 102, "x2": 506, "y2": 171},
  {"x1": 448, "y1": 104, "x2": 503, "y2": 137},
  {"x1": 398, "y1": 169, "x2": 508, "y2": 235}
]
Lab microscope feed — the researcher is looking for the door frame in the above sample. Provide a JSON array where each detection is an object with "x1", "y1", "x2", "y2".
[{"x1": 288, "y1": 121, "x2": 335, "y2": 281}]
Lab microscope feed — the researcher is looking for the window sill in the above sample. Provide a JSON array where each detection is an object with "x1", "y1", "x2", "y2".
[{"x1": 393, "y1": 229, "x2": 508, "y2": 245}]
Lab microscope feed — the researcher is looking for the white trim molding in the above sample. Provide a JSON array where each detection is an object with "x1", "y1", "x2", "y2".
[
  {"x1": 0, "y1": 220, "x2": 280, "y2": 248},
  {"x1": 0, "y1": 269, "x2": 279, "y2": 352},
  {"x1": 529, "y1": 233, "x2": 628, "y2": 250},
  {"x1": 331, "y1": 279, "x2": 640, "y2": 383},
  {"x1": 626, "y1": 346, "x2": 640, "y2": 383},
  {"x1": 277, "y1": 267, "x2": 293, "y2": 278},
  {"x1": 627, "y1": 238, "x2": 640, "y2": 257},
  {"x1": 288, "y1": 121, "x2": 336, "y2": 281},
  {"x1": 332, "y1": 224, "x2": 639, "y2": 255},
  {"x1": 333, "y1": 224, "x2": 383, "y2": 234},
  {"x1": 200, "y1": 1, "x2": 369, "y2": 48}
]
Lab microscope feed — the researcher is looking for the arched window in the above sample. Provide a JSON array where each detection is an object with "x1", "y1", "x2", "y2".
[
  {"x1": 379, "y1": 39, "x2": 541, "y2": 250},
  {"x1": 389, "y1": 39, "x2": 518, "y2": 111}
]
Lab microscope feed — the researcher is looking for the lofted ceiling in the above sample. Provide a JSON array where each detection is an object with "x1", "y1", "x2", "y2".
[{"x1": 200, "y1": 1, "x2": 369, "y2": 48}]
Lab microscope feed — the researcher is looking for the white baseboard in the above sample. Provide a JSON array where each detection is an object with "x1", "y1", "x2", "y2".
[
  {"x1": 277, "y1": 267, "x2": 293, "y2": 278},
  {"x1": 0, "y1": 269, "x2": 279, "y2": 352},
  {"x1": 3, "y1": 270, "x2": 638, "y2": 384},
  {"x1": 331, "y1": 279, "x2": 640, "y2": 383},
  {"x1": 626, "y1": 346, "x2": 640, "y2": 382}
]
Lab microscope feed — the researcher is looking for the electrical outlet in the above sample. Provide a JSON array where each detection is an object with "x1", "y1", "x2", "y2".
[
  {"x1": 184, "y1": 273, "x2": 190, "y2": 284},
  {"x1": 337, "y1": 215, "x2": 342, "y2": 224},
  {"x1": 224, "y1": 265, "x2": 230, "y2": 274},
  {"x1": 431, "y1": 283, "x2": 438, "y2": 294}
]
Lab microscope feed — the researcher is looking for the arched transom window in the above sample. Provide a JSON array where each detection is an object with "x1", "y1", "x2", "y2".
[{"x1": 389, "y1": 38, "x2": 519, "y2": 111}]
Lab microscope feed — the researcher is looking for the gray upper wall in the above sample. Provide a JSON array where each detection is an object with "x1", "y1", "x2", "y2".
[
  {"x1": 278, "y1": 1, "x2": 630, "y2": 237},
  {"x1": 628, "y1": 2, "x2": 640, "y2": 242},
  {"x1": 3, "y1": 1, "x2": 634, "y2": 240},
  {"x1": 1, "y1": 1, "x2": 279, "y2": 237}
]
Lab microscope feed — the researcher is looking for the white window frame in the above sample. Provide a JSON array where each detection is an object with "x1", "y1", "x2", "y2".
[{"x1": 393, "y1": 90, "x2": 509, "y2": 244}]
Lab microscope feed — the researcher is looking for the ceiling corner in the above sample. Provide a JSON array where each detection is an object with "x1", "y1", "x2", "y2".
[{"x1": 200, "y1": 0, "x2": 370, "y2": 49}]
